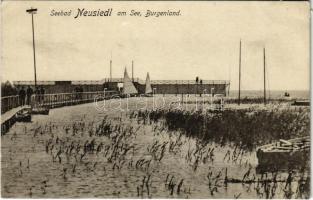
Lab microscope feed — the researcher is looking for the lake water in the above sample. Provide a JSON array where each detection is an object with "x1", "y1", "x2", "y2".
[
  {"x1": 1, "y1": 98, "x2": 309, "y2": 198},
  {"x1": 228, "y1": 90, "x2": 309, "y2": 99}
]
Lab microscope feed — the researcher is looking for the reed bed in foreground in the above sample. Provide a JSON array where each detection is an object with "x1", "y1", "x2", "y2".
[
  {"x1": 132, "y1": 106, "x2": 310, "y2": 151},
  {"x1": 2, "y1": 101, "x2": 310, "y2": 198}
]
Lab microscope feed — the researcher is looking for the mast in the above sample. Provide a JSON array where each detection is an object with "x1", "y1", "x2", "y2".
[
  {"x1": 110, "y1": 51, "x2": 112, "y2": 82},
  {"x1": 26, "y1": 8, "x2": 38, "y2": 88},
  {"x1": 110, "y1": 60, "x2": 112, "y2": 82},
  {"x1": 263, "y1": 48, "x2": 266, "y2": 105},
  {"x1": 132, "y1": 60, "x2": 134, "y2": 82},
  {"x1": 32, "y1": 13, "x2": 37, "y2": 88},
  {"x1": 238, "y1": 40, "x2": 241, "y2": 105},
  {"x1": 228, "y1": 64, "x2": 231, "y2": 97}
]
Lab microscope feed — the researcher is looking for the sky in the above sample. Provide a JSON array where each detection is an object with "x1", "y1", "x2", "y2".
[{"x1": 1, "y1": 1, "x2": 310, "y2": 90}]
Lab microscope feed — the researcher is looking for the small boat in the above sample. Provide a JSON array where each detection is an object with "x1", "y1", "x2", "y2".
[
  {"x1": 291, "y1": 100, "x2": 310, "y2": 106},
  {"x1": 141, "y1": 94, "x2": 153, "y2": 97},
  {"x1": 15, "y1": 109, "x2": 31, "y2": 122},
  {"x1": 31, "y1": 106, "x2": 50, "y2": 115},
  {"x1": 256, "y1": 136, "x2": 310, "y2": 171}
]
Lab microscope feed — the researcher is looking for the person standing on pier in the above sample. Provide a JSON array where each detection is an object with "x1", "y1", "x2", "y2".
[
  {"x1": 26, "y1": 86, "x2": 33, "y2": 105},
  {"x1": 40, "y1": 86, "x2": 45, "y2": 104},
  {"x1": 35, "y1": 87, "x2": 40, "y2": 104},
  {"x1": 74, "y1": 86, "x2": 79, "y2": 100},
  {"x1": 79, "y1": 86, "x2": 83, "y2": 100},
  {"x1": 19, "y1": 87, "x2": 26, "y2": 106}
]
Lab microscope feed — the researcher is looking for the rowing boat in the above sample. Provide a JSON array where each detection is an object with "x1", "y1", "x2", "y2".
[
  {"x1": 31, "y1": 106, "x2": 50, "y2": 115},
  {"x1": 15, "y1": 109, "x2": 31, "y2": 122},
  {"x1": 291, "y1": 100, "x2": 310, "y2": 106},
  {"x1": 256, "y1": 136, "x2": 310, "y2": 170}
]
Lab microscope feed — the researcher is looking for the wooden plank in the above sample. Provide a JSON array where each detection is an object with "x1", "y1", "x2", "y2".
[
  {"x1": 279, "y1": 139, "x2": 292, "y2": 145},
  {"x1": 1, "y1": 106, "x2": 30, "y2": 124}
]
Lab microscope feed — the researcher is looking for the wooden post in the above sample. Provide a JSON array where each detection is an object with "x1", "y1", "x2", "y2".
[
  {"x1": 238, "y1": 40, "x2": 242, "y2": 105},
  {"x1": 132, "y1": 60, "x2": 134, "y2": 82},
  {"x1": 31, "y1": 13, "x2": 37, "y2": 88},
  {"x1": 263, "y1": 48, "x2": 266, "y2": 105}
]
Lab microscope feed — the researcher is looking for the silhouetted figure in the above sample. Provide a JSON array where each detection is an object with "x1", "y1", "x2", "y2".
[
  {"x1": 40, "y1": 86, "x2": 45, "y2": 104},
  {"x1": 285, "y1": 171, "x2": 293, "y2": 189},
  {"x1": 35, "y1": 87, "x2": 40, "y2": 103},
  {"x1": 79, "y1": 86, "x2": 83, "y2": 100},
  {"x1": 195, "y1": 77, "x2": 199, "y2": 96},
  {"x1": 19, "y1": 87, "x2": 26, "y2": 106},
  {"x1": 199, "y1": 79, "x2": 203, "y2": 97},
  {"x1": 220, "y1": 98, "x2": 224, "y2": 110},
  {"x1": 74, "y1": 87, "x2": 79, "y2": 100},
  {"x1": 284, "y1": 92, "x2": 290, "y2": 97},
  {"x1": 26, "y1": 86, "x2": 33, "y2": 105}
]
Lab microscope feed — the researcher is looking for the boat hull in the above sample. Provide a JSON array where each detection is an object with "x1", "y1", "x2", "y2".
[
  {"x1": 291, "y1": 101, "x2": 310, "y2": 106},
  {"x1": 257, "y1": 149, "x2": 309, "y2": 165},
  {"x1": 31, "y1": 108, "x2": 50, "y2": 115},
  {"x1": 15, "y1": 114, "x2": 31, "y2": 122},
  {"x1": 256, "y1": 149, "x2": 309, "y2": 173},
  {"x1": 15, "y1": 110, "x2": 32, "y2": 122},
  {"x1": 256, "y1": 137, "x2": 310, "y2": 172}
]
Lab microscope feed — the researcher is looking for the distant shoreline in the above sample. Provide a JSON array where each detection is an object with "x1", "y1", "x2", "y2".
[{"x1": 228, "y1": 90, "x2": 309, "y2": 99}]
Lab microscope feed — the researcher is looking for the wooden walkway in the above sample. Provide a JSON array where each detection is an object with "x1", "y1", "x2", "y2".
[
  {"x1": 1, "y1": 91, "x2": 117, "y2": 135},
  {"x1": 1, "y1": 106, "x2": 30, "y2": 135},
  {"x1": 1, "y1": 106, "x2": 29, "y2": 124}
]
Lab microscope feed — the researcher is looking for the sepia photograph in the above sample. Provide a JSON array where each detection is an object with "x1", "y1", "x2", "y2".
[{"x1": 1, "y1": 1, "x2": 310, "y2": 199}]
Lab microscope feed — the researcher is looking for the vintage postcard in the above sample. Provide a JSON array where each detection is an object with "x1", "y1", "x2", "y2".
[{"x1": 1, "y1": 1, "x2": 310, "y2": 199}]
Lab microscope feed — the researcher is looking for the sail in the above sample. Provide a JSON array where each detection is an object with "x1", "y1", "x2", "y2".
[
  {"x1": 123, "y1": 68, "x2": 138, "y2": 95},
  {"x1": 145, "y1": 72, "x2": 152, "y2": 94}
]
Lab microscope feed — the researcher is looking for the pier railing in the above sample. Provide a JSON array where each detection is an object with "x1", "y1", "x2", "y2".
[
  {"x1": 32, "y1": 91, "x2": 117, "y2": 108},
  {"x1": 1, "y1": 95, "x2": 20, "y2": 114},
  {"x1": 1, "y1": 91, "x2": 117, "y2": 114}
]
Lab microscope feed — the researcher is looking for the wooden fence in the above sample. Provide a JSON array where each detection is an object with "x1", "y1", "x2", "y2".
[{"x1": 1, "y1": 91, "x2": 117, "y2": 114}]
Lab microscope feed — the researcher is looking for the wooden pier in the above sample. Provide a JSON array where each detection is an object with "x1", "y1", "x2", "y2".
[
  {"x1": 1, "y1": 90, "x2": 117, "y2": 135},
  {"x1": 1, "y1": 106, "x2": 30, "y2": 135}
]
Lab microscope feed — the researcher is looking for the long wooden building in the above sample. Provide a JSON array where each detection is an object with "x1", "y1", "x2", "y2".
[{"x1": 13, "y1": 78, "x2": 230, "y2": 96}]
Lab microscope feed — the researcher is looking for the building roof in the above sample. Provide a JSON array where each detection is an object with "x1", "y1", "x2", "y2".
[
  {"x1": 102, "y1": 78, "x2": 230, "y2": 85},
  {"x1": 13, "y1": 79, "x2": 230, "y2": 86},
  {"x1": 13, "y1": 80, "x2": 105, "y2": 86},
  {"x1": 13, "y1": 81, "x2": 55, "y2": 85}
]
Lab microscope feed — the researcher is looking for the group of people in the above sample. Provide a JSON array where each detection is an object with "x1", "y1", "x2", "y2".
[{"x1": 18, "y1": 86, "x2": 45, "y2": 106}]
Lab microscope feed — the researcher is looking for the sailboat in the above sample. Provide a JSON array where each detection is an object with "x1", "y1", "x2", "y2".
[
  {"x1": 144, "y1": 72, "x2": 153, "y2": 96},
  {"x1": 122, "y1": 68, "x2": 138, "y2": 96},
  {"x1": 284, "y1": 91, "x2": 290, "y2": 97}
]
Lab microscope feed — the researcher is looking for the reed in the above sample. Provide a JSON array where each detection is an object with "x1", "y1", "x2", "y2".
[{"x1": 133, "y1": 106, "x2": 310, "y2": 151}]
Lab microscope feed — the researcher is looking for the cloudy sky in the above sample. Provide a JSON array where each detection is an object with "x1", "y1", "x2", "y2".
[{"x1": 1, "y1": 1, "x2": 310, "y2": 90}]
